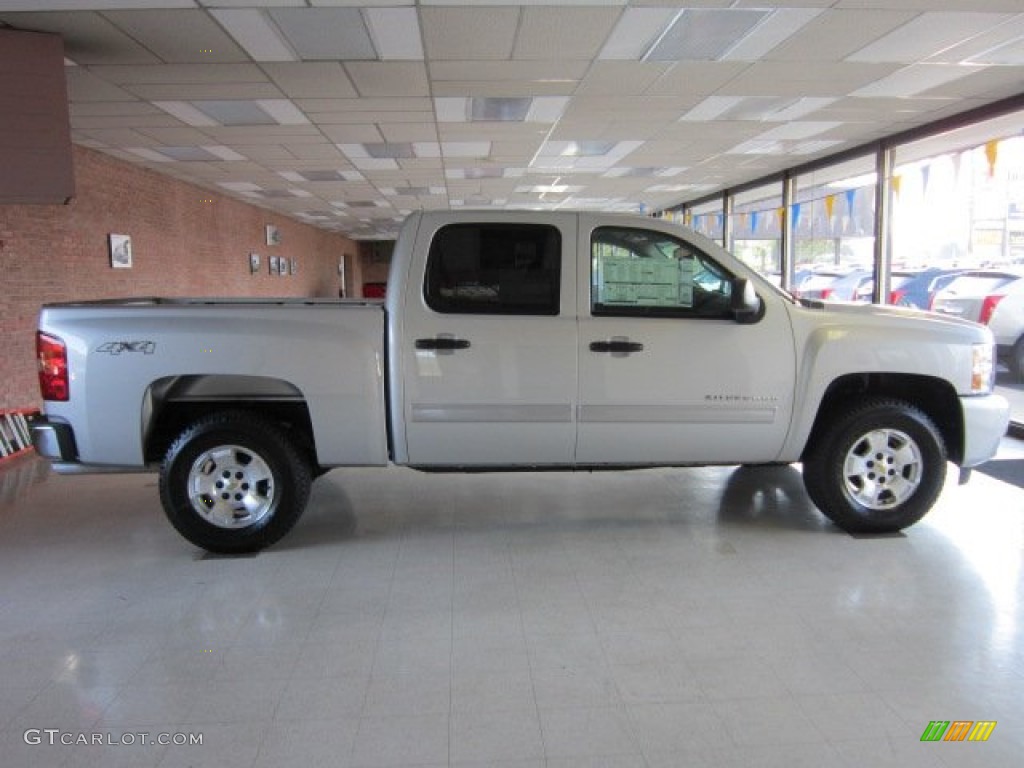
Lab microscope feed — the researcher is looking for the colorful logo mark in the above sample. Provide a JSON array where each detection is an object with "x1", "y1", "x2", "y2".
[{"x1": 921, "y1": 721, "x2": 997, "y2": 742}]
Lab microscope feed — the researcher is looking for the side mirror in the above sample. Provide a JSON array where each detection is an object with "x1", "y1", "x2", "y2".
[{"x1": 731, "y1": 278, "x2": 762, "y2": 324}]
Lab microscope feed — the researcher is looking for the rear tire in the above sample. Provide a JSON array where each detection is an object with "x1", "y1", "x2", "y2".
[
  {"x1": 802, "y1": 399, "x2": 946, "y2": 533},
  {"x1": 159, "y1": 411, "x2": 312, "y2": 553}
]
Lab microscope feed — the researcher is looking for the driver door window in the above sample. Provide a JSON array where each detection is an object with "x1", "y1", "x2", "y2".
[{"x1": 592, "y1": 227, "x2": 733, "y2": 319}]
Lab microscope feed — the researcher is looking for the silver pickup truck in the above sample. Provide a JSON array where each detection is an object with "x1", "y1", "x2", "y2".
[{"x1": 32, "y1": 211, "x2": 1010, "y2": 552}]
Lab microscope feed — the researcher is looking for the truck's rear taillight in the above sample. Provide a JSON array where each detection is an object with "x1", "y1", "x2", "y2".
[
  {"x1": 37, "y1": 332, "x2": 69, "y2": 401},
  {"x1": 978, "y1": 294, "x2": 1005, "y2": 325}
]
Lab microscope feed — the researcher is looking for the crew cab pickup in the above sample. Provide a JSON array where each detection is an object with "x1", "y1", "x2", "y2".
[{"x1": 32, "y1": 211, "x2": 1010, "y2": 552}]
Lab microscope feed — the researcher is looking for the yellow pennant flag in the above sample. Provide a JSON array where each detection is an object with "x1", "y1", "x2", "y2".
[
  {"x1": 824, "y1": 194, "x2": 836, "y2": 220},
  {"x1": 985, "y1": 140, "x2": 1000, "y2": 177}
]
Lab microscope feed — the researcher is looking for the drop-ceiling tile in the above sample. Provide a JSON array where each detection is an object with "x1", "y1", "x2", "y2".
[
  {"x1": 430, "y1": 60, "x2": 590, "y2": 83},
  {"x1": 102, "y1": 9, "x2": 247, "y2": 63},
  {"x1": 576, "y1": 62, "x2": 671, "y2": 96},
  {"x1": 396, "y1": 159, "x2": 443, "y2": 171},
  {"x1": 432, "y1": 81, "x2": 578, "y2": 98},
  {"x1": 379, "y1": 123, "x2": 439, "y2": 143},
  {"x1": 513, "y1": 6, "x2": 620, "y2": 60},
  {"x1": 70, "y1": 114, "x2": 182, "y2": 130},
  {"x1": 848, "y1": 12, "x2": 1014, "y2": 64},
  {"x1": 344, "y1": 62, "x2": 430, "y2": 98},
  {"x1": 835, "y1": 0, "x2": 1023, "y2": 10},
  {"x1": 283, "y1": 143, "x2": 348, "y2": 161},
  {"x1": 294, "y1": 97, "x2": 433, "y2": 113},
  {"x1": 202, "y1": 126, "x2": 324, "y2": 143},
  {"x1": 318, "y1": 124, "x2": 385, "y2": 143},
  {"x1": 88, "y1": 63, "x2": 269, "y2": 84},
  {"x1": 421, "y1": 5, "x2": 520, "y2": 61},
  {"x1": 75, "y1": 127, "x2": 162, "y2": 146},
  {"x1": 0, "y1": 11, "x2": 160, "y2": 65},
  {"x1": 64, "y1": 68, "x2": 138, "y2": 102},
  {"x1": 136, "y1": 126, "x2": 219, "y2": 144},
  {"x1": 228, "y1": 145, "x2": 295, "y2": 162},
  {"x1": 124, "y1": 83, "x2": 285, "y2": 101},
  {"x1": 261, "y1": 63, "x2": 357, "y2": 98},
  {"x1": 643, "y1": 61, "x2": 749, "y2": 99},
  {"x1": 312, "y1": 111, "x2": 430, "y2": 126},
  {"x1": 921, "y1": 66, "x2": 1024, "y2": 99},
  {"x1": 766, "y1": 9, "x2": 918, "y2": 62},
  {"x1": 724, "y1": 61, "x2": 903, "y2": 96},
  {"x1": 70, "y1": 101, "x2": 162, "y2": 117}
]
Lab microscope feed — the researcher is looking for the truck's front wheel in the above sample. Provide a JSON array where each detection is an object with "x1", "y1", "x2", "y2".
[
  {"x1": 802, "y1": 399, "x2": 946, "y2": 533},
  {"x1": 159, "y1": 411, "x2": 312, "y2": 553}
]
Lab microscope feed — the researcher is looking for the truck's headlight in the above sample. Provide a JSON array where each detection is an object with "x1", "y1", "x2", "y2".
[{"x1": 971, "y1": 342, "x2": 995, "y2": 394}]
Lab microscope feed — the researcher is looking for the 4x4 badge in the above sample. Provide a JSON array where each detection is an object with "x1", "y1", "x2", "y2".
[{"x1": 96, "y1": 341, "x2": 156, "y2": 355}]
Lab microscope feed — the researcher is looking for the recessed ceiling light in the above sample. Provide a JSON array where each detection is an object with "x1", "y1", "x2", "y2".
[
  {"x1": 193, "y1": 100, "x2": 276, "y2": 126},
  {"x1": 644, "y1": 9, "x2": 770, "y2": 62},
  {"x1": 268, "y1": 8, "x2": 376, "y2": 61}
]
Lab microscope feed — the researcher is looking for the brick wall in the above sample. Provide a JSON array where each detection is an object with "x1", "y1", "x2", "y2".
[{"x1": 0, "y1": 145, "x2": 362, "y2": 410}]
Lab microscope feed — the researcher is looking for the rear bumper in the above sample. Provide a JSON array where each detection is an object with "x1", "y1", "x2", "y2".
[
  {"x1": 32, "y1": 418, "x2": 149, "y2": 474},
  {"x1": 31, "y1": 418, "x2": 77, "y2": 462},
  {"x1": 960, "y1": 393, "x2": 1010, "y2": 468}
]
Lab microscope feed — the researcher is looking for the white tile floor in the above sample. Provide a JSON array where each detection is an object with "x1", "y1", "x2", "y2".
[{"x1": 0, "y1": 446, "x2": 1022, "y2": 767}]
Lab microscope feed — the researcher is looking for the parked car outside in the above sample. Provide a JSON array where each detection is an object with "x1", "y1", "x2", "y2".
[
  {"x1": 795, "y1": 269, "x2": 872, "y2": 301},
  {"x1": 889, "y1": 268, "x2": 966, "y2": 309},
  {"x1": 931, "y1": 270, "x2": 1024, "y2": 323},
  {"x1": 851, "y1": 270, "x2": 921, "y2": 303},
  {"x1": 982, "y1": 277, "x2": 1024, "y2": 379}
]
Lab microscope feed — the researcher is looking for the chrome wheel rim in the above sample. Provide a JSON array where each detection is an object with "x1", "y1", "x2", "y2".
[
  {"x1": 842, "y1": 428, "x2": 922, "y2": 510},
  {"x1": 187, "y1": 445, "x2": 275, "y2": 529}
]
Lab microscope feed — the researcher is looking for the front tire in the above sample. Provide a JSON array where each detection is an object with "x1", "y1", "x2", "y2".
[
  {"x1": 159, "y1": 411, "x2": 312, "y2": 553},
  {"x1": 1010, "y1": 336, "x2": 1024, "y2": 382},
  {"x1": 803, "y1": 399, "x2": 946, "y2": 533}
]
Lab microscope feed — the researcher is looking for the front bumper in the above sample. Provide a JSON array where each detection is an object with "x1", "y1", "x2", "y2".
[{"x1": 960, "y1": 393, "x2": 1010, "y2": 468}]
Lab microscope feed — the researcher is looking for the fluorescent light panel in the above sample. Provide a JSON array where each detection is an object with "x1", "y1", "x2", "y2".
[
  {"x1": 644, "y1": 9, "x2": 770, "y2": 62},
  {"x1": 268, "y1": 8, "x2": 376, "y2": 60},
  {"x1": 471, "y1": 97, "x2": 532, "y2": 122},
  {"x1": 193, "y1": 100, "x2": 276, "y2": 126},
  {"x1": 435, "y1": 97, "x2": 567, "y2": 123},
  {"x1": 722, "y1": 8, "x2": 823, "y2": 62}
]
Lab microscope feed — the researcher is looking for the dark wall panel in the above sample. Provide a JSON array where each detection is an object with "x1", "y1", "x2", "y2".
[{"x1": 0, "y1": 28, "x2": 74, "y2": 205}]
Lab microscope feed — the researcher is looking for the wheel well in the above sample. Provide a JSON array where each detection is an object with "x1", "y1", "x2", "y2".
[
  {"x1": 804, "y1": 373, "x2": 963, "y2": 464},
  {"x1": 143, "y1": 375, "x2": 317, "y2": 467}
]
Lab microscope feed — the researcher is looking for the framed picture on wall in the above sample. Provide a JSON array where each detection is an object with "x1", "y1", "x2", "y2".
[
  {"x1": 269, "y1": 255, "x2": 279, "y2": 275},
  {"x1": 109, "y1": 234, "x2": 132, "y2": 269}
]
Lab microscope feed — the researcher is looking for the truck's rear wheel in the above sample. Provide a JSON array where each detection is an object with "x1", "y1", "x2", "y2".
[
  {"x1": 159, "y1": 411, "x2": 312, "y2": 553},
  {"x1": 802, "y1": 399, "x2": 946, "y2": 533}
]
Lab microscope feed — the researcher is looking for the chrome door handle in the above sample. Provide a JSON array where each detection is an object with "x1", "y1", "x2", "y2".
[{"x1": 589, "y1": 338, "x2": 644, "y2": 355}]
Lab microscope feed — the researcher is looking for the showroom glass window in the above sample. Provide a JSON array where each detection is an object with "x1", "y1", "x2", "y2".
[
  {"x1": 424, "y1": 223, "x2": 561, "y2": 315},
  {"x1": 591, "y1": 226, "x2": 733, "y2": 319}
]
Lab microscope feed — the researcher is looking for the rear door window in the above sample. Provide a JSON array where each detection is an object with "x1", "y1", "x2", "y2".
[{"x1": 424, "y1": 223, "x2": 561, "y2": 315}]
